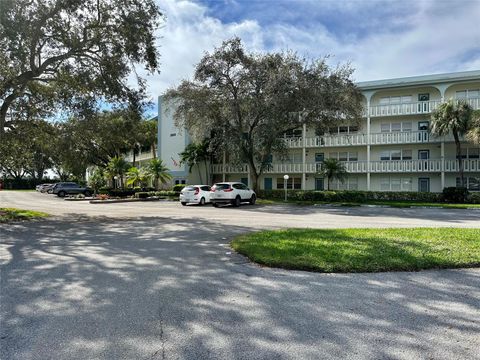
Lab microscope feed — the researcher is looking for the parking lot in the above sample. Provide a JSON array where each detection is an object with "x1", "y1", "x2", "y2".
[{"x1": 1, "y1": 191, "x2": 480, "y2": 359}]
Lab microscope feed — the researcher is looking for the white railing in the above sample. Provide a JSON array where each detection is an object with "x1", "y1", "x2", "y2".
[
  {"x1": 370, "y1": 160, "x2": 442, "y2": 173},
  {"x1": 125, "y1": 151, "x2": 154, "y2": 162},
  {"x1": 369, "y1": 100, "x2": 442, "y2": 117},
  {"x1": 211, "y1": 159, "x2": 480, "y2": 174},
  {"x1": 282, "y1": 131, "x2": 461, "y2": 148}
]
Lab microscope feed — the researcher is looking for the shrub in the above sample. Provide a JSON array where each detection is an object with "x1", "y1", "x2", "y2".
[
  {"x1": 107, "y1": 189, "x2": 135, "y2": 197},
  {"x1": 173, "y1": 184, "x2": 187, "y2": 193},
  {"x1": 135, "y1": 192, "x2": 150, "y2": 199},
  {"x1": 442, "y1": 187, "x2": 469, "y2": 203},
  {"x1": 257, "y1": 190, "x2": 443, "y2": 203},
  {"x1": 466, "y1": 192, "x2": 480, "y2": 204}
]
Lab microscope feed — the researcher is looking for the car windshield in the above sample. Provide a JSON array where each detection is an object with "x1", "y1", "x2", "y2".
[
  {"x1": 183, "y1": 186, "x2": 196, "y2": 192},
  {"x1": 213, "y1": 183, "x2": 230, "y2": 190}
]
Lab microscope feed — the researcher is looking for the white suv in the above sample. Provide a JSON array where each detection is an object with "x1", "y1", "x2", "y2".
[
  {"x1": 180, "y1": 185, "x2": 211, "y2": 206},
  {"x1": 210, "y1": 182, "x2": 256, "y2": 207}
]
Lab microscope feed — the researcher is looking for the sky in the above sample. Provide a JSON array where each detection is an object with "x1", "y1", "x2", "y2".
[{"x1": 141, "y1": 0, "x2": 480, "y2": 115}]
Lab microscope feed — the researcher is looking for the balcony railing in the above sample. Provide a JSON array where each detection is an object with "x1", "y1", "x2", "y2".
[
  {"x1": 211, "y1": 159, "x2": 480, "y2": 174},
  {"x1": 282, "y1": 131, "x2": 458, "y2": 148},
  {"x1": 367, "y1": 98, "x2": 480, "y2": 117},
  {"x1": 125, "y1": 151, "x2": 155, "y2": 162}
]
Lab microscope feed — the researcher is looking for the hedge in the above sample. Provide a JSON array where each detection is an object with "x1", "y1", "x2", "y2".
[
  {"x1": 135, "y1": 191, "x2": 178, "y2": 199},
  {"x1": 256, "y1": 190, "x2": 446, "y2": 203},
  {"x1": 1, "y1": 178, "x2": 57, "y2": 190}
]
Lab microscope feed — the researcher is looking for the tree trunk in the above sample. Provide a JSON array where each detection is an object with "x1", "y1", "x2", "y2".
[
  {"x1": 327, "y1": 177, "x2": 331, "y2": 191},
  {"x1": 151, "y1": 145, "x2": 157, "y2": 159},
  {"x1": 251, "y1": 171, "x2": 259, "y2": 193},
  {"x1": 132, "y1": 149, "x2": 136, "y2": 167},
  {"x1": 196, "y1": 163, "x2": 203, "y2": 184},
  {"x1": 204, "y1": 159, "x2": 209, "y2": 185},
  {"x1": 453, "y1": 131, "x2": 464, "y2": 187}
]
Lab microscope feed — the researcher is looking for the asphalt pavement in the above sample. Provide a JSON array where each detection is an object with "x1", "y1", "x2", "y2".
[{"x1": 1, "y1": 191, "x2": 479, "y2": 359}]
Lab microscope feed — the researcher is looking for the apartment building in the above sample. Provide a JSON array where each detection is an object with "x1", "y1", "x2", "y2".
[{"x1": 158, "y1": 70, "x2": 480, "y2": 192}]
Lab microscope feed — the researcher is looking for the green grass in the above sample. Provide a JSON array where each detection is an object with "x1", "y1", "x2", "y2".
[
  {"x1": 0, "y1": 207, "x2": 49, "y2": 222},
  {"x1": 256, "y1": 198, "x2": 480, "y2": 209},
  {"x1": 231, "y1": 228, "x2": 480, "y2": 273}
]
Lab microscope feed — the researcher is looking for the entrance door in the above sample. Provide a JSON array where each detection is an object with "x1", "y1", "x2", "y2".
[
  {"x1": 241, "y1": 177, "x2": 249, "y2": 186},
  {"x1": 419, "y1": 178, "x2": 430, "y2": 192},
  {"x1": 264, "y1": 178, "x2": 272, "y2": 190},
  {"x1": 315, "y1": 178, "x2": 324, "y2": 191},
  {"x1": 418, "y1": 149, "x2": 430, "y2": 170}
]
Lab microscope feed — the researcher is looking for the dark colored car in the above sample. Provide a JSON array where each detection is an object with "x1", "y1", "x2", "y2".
[{"x1": 52, "y1": 182, "x2": 92, "y2": 197}]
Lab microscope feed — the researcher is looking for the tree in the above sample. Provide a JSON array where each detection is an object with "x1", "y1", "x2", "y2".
[
  {"x1": 106, "y1": 156, "x2": 130, "y2": 189},
  {"x1": 431, "y1": 100, "x2": 473, "y2": 186},
  {"x1": 146, "y1": 159, "x2": 171, "y2": 190},
  {"x1": 165, "y1": 38, "x2": 362, "y2": 192},
  {"x1": 180, "y1": 143, "x2": 203, "y2": 184},
  {"x1": 126, "y1": 166, "x2": 148, "y2": 188},
  {"x1": 0, "y1": 0, "x2": 163, "y2": 136},
  {"x1": 318, "y1": 158, "x2": 347, "y2": 191},
  {"x1": 466, "y1": 110, "x2": 480, "y2": 145},
  {"x1": 87, "y1": 168, "x2": 106, "y2": 196},
  {"x1": 0, "y1": 118, "x2": 56, "y2": 181}
]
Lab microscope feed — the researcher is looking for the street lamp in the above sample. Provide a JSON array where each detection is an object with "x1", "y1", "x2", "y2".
[{"x1": 283, "y1": 174, "x2": 289, "y2": 202}]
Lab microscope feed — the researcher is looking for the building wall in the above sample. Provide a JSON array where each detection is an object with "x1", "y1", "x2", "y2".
[{"x1": 159, "y1": 71, "x2": 480, "y2": 192}]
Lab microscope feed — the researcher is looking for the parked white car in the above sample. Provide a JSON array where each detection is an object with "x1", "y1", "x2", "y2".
[
  {"x1": 180, "y1": 185, "x2": 211, "y2": 206},
  {"x1": 210, "y1": 182, "x2": 256, "y2": 207}
]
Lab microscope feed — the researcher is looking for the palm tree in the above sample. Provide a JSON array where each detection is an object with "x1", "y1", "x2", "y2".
[
  {"x1": 180, "y1": 143, "x2": 202, "y2": 183},
  {"x1": 466, "y1": 110, "x2": 480, "y2": 145},
  {"x1": 146, "y1": 159, "x2": 171, "y2": 190},
  {"x1": 431, "y1": 99, "x2": 473, "y2": 186},
  {"x1": 318, "y1": 158, "x2": 347, "y2": 191},
  {"x1": 126, "y1": 166, "x2": 148, "y2": 188},
  {"x1": 107, "y1": 156, "x2": 130, "y2": 189}
]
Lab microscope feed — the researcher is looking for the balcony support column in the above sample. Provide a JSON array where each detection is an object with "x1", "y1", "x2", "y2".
[
  {"x1": 366, "y1": 98, "x2": 371, "y2": 191},
  {"x1": 302, "y1": 123, "x2": 307, "y2": 190},
  {"x1": 441, "y1": 141, "x2": 445, "y2": 189}
]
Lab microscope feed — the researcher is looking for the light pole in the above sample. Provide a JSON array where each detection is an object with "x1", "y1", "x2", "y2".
[{"x1": 283, "y1": 174, "x2": 289, "y2": 202}]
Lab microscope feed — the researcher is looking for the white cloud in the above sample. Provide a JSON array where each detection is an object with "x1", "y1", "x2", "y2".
[{"x1": 139, "y1": 0, "x2": 480, "y2": 107}]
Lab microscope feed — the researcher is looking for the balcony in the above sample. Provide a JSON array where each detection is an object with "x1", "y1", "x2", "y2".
[
  {"x1": 283, "y1": 131, "x2": 457, "y2": 148},
  {"x1": 368, "y1": 98, "x2": 480, "y2": 117},
  {"x1": 211, "y1": 159, "x2": 480, "y2": 174},
  {"x1": 125, "y1": 151, "x2": 155, "y2": 163}
]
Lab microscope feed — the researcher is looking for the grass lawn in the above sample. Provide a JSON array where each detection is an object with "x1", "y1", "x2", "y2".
[
  {"x1": 0, "y1": 208, "x2": 49, "y2": 222},
  {"x1": 257, "y1": 198, "x2": 480, "y2": 209},
  {"x1": 231, "y1": 228, "x2": 480, "y2": 273}
]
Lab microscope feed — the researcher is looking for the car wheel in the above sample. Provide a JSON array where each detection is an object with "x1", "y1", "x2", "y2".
[
  {"x1": 199, "y1": 197, "x2": 205, "y2": 206},
  {"x1": 249, "y1": 194, "x2": 256, "y2": 205},
  {"x1": 84, "y1": 191, "x2": 92, "y2": 197},
  {"x1": 58, "y1": 191, "x2": 66, "y2": 197},
  {"x1": 181, "y1": 202, "x2": 187, "y2": 206},
  {"x1": 232, "y1": 196, "x2": 241, "y2": 207},
  {"x1": 47, "y1": 189, "x2": 53, "y2": 194}
]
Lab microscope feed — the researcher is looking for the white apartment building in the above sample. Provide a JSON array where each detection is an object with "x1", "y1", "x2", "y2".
[{"x1": 158, "y1": 70, "x2": 480, "y2": 192}]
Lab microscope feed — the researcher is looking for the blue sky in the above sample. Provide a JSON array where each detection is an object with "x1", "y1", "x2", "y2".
[{"x1": 140, "y1": 0, "x2": 480, "y2": 116}]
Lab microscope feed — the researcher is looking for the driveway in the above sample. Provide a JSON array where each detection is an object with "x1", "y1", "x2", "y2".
[{"x1": 1, "y1": 192, "x2": 480, "y2": 359}]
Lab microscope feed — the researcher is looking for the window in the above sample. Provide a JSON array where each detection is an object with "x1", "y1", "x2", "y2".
[
  {"x1": 391, "y1": 150, "x2": 401, "y2": 160},
  {"x1": 349, "y1": 177, "x2": 358, "y2": 190},
  {"x1": 181, "y1": 180, "x2": 186, "y2": 184},
  {"x1": 201, "y1": 186, "x2": 211, "y2": 191},
  {"x1": 170, "y1": 133, "x2": 176, "y2": 137},
  {"x1": 469, "y1": 148, "x2": 480, "y2": 159},
  {"x1": 402, "y1": 149, "x2": 412, "y2": 160},
  {"x1": 349, "y1": 126, "x2": 359, "y2": 133},
  {"x1": 339, "y1": 152, "x2": 348, "y2": 161},
  {"x1": 381, "y1": 123, "x2": 390, "y2": 133},
  {"x1": 380, "y1": 178, "x2": 390, "y2": 191},
  {"x1": 380, "y1": 151, "x2": 390, "y2": 161},
  {"x1": 380, "y1": 177, "x2": 413, "y2": 191},
  {"x1": 391, "y1": 123, "x2": 401, "y2": 132},
  {"x1": 391, "y1": 178, "x2": 401, "y2": 191},
  {"x1": 457, "y1": 177, "x2": 480, "y2": 191},
  {"x1": 402, "y1": 178, "x2": 413, "y2": 191},
  {"x1": 329, "y1": 152, "x2": 338, "y2": 160},
  {"x1": 284, "y1": 129, "x2": 302, "y2": 138},
  {"x1": 379, "y1": 95, "x2": 412, "y2": 104},
  {"x1": 402, "y1": 122, "x2": 412, "y2": 132},
  {"x1": 418, "y1": 121, "x2": 429, "y2": 131},
  {"x1": 276, "y1": 177, "x2": 301, "y2": 189},
  {"x1": 339, "y1": 126, "x2": 349, "y2": 134},
  {"x1": 287, "y1": 153, "x2": 302, "y2": 163},
  {"x1": 348, "y1": 152, "x2": 358, "y2": 161},
  {"x1": 456, "y1": 89, "x2": 479, "y2": 99},
  {"x1": 315, "y1": 153, "x2": 324, "y2": 162},
  {"x1": 418, "y1": 93, "x2": 430, "y2": 101}
]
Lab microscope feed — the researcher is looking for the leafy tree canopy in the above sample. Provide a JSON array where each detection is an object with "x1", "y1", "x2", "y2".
[
  {"x1": 165, "y1": 37, "x2": 362, "y2": 191},
  {"x1": 0, "y1": 0, "x2": 163, "y2": 136}
]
